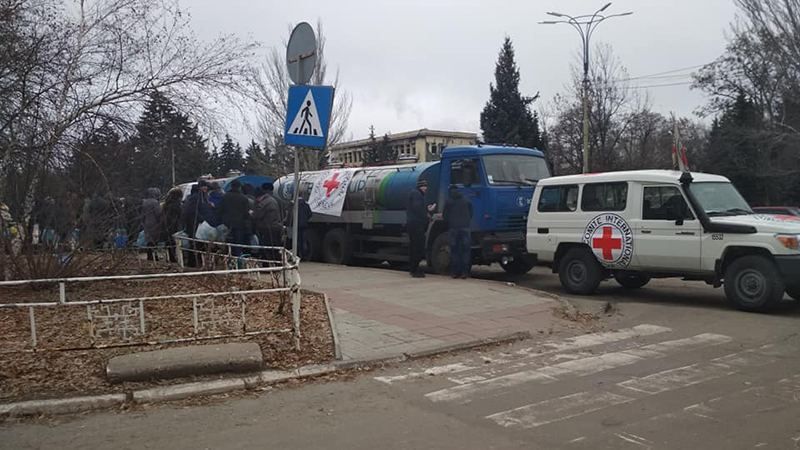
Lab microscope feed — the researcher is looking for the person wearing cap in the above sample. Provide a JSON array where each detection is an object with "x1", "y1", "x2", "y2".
[{"x1": 406, "y1": 178, "x2": 435, "y2": 278}]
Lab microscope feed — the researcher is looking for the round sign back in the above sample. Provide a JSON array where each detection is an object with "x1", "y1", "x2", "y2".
[{"x1": 286, "y1": 22, "x2": 317, "y2": 85}]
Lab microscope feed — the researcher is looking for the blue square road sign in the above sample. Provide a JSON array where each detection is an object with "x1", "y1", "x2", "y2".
[{"x1": 284, "y1": 85, "x2": 335, "y2": 149}]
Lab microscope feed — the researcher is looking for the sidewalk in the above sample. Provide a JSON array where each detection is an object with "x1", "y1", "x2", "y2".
[{"x1": 300, "y1": 263, "x2": 562, "y2": 360}]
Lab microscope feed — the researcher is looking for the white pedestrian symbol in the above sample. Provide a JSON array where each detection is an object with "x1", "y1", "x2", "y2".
[{"x1": 287, "y1": 90, "x2": 323, "y2": 137}]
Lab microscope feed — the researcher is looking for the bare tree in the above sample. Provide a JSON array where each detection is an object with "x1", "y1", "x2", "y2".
[
  {"x1": 0, "y1": 0, "x2": 258, "y2": 225},
  {"x1": 249, "y1": 20, "x2": 352, "y2": 175},
  {"x1": 546, "y1": 44, "x2": 647, "y2": 173}
]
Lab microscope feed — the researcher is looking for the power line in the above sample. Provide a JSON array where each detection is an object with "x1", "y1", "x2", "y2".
[
  {"x1": 627, "y1": 81, "x2": 694, "y2": 89},
  {"x1": 615, "y1": 63, "x2": 708, "y2": 82}
]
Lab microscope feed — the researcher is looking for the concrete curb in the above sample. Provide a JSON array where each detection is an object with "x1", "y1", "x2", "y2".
[
  {"x1": 0, "y1": 394, "x2": 126, "y2": 417},
  {"x1": 0, "y1": 331, "x2": 530, "y2": 418},
  {"x1": 319, "y1": 292, "x2": 343, "y2": 360},
  {"x1": 404, "y1": 331, "x2": 532, "y2": 360}
]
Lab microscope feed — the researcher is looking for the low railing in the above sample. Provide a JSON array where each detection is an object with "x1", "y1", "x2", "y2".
[{"x1": 0, "y1": 238, "x2": 302, "y2": 353}]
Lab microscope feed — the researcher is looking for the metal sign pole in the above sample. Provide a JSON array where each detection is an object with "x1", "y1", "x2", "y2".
[{"x1": 292, "y1": 146, "x2": 300, "y2": 258}]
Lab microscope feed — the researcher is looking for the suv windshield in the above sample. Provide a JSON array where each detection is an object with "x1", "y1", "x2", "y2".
[
  {"x1": 483, "y1": 154, "x2": 550, "y2": 186},
  {"x1": 688, "y1": 182, "x2": 753, "y2": 216}
]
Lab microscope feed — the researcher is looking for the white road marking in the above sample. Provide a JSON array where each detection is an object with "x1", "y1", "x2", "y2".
[
  {"x1": 374, "y1": 363, "x2": 475, "y2": 384},
  {"x1": 615, "y1": 432, "x2": 653, "y2": 448},
  {"x1": 426, "y1": 333, "x2": 731, "y2": 403},
  {"x1": 619, "y1": 347, "x2": 776, "y2": 394},
  {"x1": 486, "y1": 391, "x2": 635, "y2": 429},
  {"x1": 443, "y1": 325, "x2": 671, "y2": 385},
  {"x1": 568, "y1": 436, "x2": 587, "y2": 443}
]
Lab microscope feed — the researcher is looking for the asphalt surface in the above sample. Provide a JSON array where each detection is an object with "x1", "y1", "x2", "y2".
[{"x1": 2, "y1": 266, "x2": 799, "y2": 450}]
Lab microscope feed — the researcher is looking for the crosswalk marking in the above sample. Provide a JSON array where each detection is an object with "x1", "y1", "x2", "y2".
[
  {"x1": 374, "y1": 363, "x2": 475, "y2": 384},
  {"x1": 426, "y1": 333, "x2": 731, "y2": 403},
  {"x1": 489, "y1": 345, "x2": 781, "y2": 430},
  {"x1": 486, "y1": 391, "x2": 635, "y2": 429},
  {"x1": 375, "y1": 324, "x2": 672, "y2": 386},
  {"x1": 619, "y1": 346, "x2": 776, "y2": 394}
]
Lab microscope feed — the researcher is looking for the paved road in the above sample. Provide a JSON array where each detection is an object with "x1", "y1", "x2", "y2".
[{"x1": 2, "y1": 265, "x2": 799, "y2": 450}]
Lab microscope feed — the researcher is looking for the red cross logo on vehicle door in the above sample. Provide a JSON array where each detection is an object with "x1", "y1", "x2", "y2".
[{"x1": 582, "y1": 214, "x2": 634, "y2": 268}]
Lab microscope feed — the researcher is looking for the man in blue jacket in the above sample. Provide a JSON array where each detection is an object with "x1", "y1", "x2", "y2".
[{"x1": 443, "y1": 187, "x2": 473, "y2": 278}]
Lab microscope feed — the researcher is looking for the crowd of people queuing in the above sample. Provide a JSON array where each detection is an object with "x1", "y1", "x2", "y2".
[{"x1": 2, "y1": 178, "x2": 313, "y2": 266}]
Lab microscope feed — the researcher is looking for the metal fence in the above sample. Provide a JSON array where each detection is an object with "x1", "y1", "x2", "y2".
[{"x1": 0, "y1": 237, "x2": 302, "y2": 353}]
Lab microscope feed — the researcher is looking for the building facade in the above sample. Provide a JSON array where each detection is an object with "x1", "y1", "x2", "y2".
[{"x1": 329, "y1": 129, "x2": 478, "y2": 167}]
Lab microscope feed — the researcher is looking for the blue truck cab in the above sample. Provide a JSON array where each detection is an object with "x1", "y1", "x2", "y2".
[{"x1": 424, "y1": 145, "x2": 550, "y2": 274}]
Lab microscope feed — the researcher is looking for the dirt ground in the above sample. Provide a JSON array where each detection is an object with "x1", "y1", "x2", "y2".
[{"x1": 0, "y1": 270, "x2": 334, "y2": 403}]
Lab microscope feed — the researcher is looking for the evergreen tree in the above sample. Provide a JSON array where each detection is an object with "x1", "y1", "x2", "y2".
[
  {"x1": 244, "y1": 140, "x2": 268, "y2": 175},
  {"x1": 363, "y1": 125, "x2": 379, "y2": 166},
  {"x1": 68, "y1": 123, "x2": 135, "y2": 197},
  {"x1": 480, "y1": 37, "x2": 544, "y2": 150},
  {"x1": 215, "y1": 134, "x2": 245, "y2": 176},
  {"x1": 132, "y1": 91, "x2": 211, "y2": 191},
  {"x1": 704, "y1": 93, "x2": 766, "y2": 203}
]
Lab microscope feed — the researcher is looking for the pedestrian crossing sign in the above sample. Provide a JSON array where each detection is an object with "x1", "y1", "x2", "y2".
[{"x1": 284, "y1": 85, "x2": 335, "y2": 149}]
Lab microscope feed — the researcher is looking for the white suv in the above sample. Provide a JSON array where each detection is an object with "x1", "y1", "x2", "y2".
[{"x1": 526, "y1": 170, "x2": 800, "y2": 312}]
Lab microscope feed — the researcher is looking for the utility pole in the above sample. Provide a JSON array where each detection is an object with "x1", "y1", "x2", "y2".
[{"x1": 540, "y1": 3, "x2": 633, "y2": 173}]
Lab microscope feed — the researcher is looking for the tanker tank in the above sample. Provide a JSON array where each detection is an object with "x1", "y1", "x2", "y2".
[{"x1": 273, "y1": 162, "x2": 440, "y2": 213}]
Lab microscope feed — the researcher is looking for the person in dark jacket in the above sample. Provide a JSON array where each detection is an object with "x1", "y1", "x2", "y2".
[
  {"x1": 297, "y1": 197, "x2": 313, "y2": 259},
  {"x1": 406, "y1": 179, "x2": 435, "y2": 278},
  {"x1": 207, "y1": 182, "x2": 224, "y2": 227},
  {"x1": 219, "y1": 180, "x2": 251, "y2": 257},
  {"x1": 443, "y1": 187, "x2": 473, "y2": 278},
  {"x1": 252, "y1": 182, "x2": 284, "y2": 260},
  {"x1": 181, "y1": 181, "x2": 212, "y2": 266},
  {"x1": 141, "y1": 187, "x2": 162, "y2": 260},
  {"x1": 161, "y1": 188, "x2": 183, "y2": 262}
]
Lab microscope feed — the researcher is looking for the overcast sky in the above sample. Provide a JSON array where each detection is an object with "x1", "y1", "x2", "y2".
[{"x1": 186, "y1": 0, "x2": 738, "y2": 143}]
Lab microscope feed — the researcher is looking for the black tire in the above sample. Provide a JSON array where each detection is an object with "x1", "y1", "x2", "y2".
[
  {"x1": 429, "y1": 232, "x2": 450, "y2": 275},
  {"x1": 614, "y1": 272, "x2": 651, "y2": 289},
  {"x1": 558, "y1": 247, "x2": 604, "y2": 295},
  {"x1": 500, "y1": 258, "x2": 535, "y2": 275},
  {"x1": 304, "y1": 229, "x2": 322, "y2": 261},
  {"x1": 786, "y1": 286, "x2": 800, "y2": 302},
  {"x1": 322, "y1": 228, "x2": 353, "y2": 265},
  {"x1": 723, "y1": 255, "x2": 784, "y2": 312}
]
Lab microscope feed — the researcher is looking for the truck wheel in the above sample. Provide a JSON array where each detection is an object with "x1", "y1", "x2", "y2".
[
  {"x1": 430, "y1": 233, "x2": 450, "y2": 275},
  {"x1": 786, "y1": 286, "x2": 800, "y2": 301},
  {"x1": 500, "y1": 258, "x2": 535, "y2": 275},
  {"x1": 614, "y1": 272, "x2": 650, "y2": 289},
  {"x1": 322, "y1": 228, "x2": 353, "y2": 265},
  {"x1": 723, "y1": 255, "x2": 784, "y2": 312},
  {"x1": 558, "y1": 247, "x2": 603, "y2": 295}
]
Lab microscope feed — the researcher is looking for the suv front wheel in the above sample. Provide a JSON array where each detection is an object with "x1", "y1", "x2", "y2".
[
  {"x1": 558, "y1": 247, "x2": 604, "y2": 295},
  {"x1": 723, "y1": 255, "x2": 784, "y2": 312}
]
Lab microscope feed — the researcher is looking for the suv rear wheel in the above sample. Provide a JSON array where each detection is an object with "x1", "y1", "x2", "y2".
[
  {"x1": 558, "y1": 247, "x2": 604, "y2": 295},
  {"x1": 723, "y1": 255, "x2": 784, "y2": 312},
  {"x1": 785, "y1": 286, "x2": 800, "y2": 302}
]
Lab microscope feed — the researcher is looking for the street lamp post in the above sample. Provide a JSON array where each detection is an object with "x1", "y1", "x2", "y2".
[{"x1": 540, "y1": 3, "x2": 632, "y2": 173}]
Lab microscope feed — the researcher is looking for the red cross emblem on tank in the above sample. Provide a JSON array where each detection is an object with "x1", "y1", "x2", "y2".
[
  {"x1": 323, "y1": 172, "x2": 341, "y2": 197},
  {"x1": 592, "y1": 226, "x2": 622, "y2": 260}
]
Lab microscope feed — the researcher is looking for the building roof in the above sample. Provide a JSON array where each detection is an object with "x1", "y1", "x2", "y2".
[
  {"x1": 330, "y1": 128, "x2": 477, "y2": 150},
  {"x1": 538, "y1": 170, "x2": 730, "y2": 186}
]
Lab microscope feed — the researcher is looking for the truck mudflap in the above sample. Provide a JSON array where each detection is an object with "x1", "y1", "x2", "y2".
[{"x1": 479, "y1": 232, "x2": 529, "y2": 263}]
